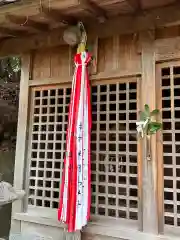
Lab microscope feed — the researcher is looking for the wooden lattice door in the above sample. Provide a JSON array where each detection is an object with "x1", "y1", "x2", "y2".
[
  {"x1": 27, "y1": 85, "x2": 71, "y2": 213},
  {"x1": 26, "y1": 77, "x2": 140, "y2": 226},
  {"x1": 90, "y1": 79, "x2": 139, "y2": 221},
  {"x1": 157, "y1": 61, "x2": 180, "y2": 235}
]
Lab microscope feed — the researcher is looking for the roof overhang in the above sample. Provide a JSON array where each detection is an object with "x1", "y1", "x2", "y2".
[{"x1": 0, "y1": 0, "x2": 179, "y2": 55}]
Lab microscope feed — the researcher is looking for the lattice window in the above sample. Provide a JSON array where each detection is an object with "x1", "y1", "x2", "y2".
[
  {"x1": 161, "y1": 65, "x2": 180, "y2": 227},
  {"x1": 28, "y1": 87, "x2": 71, "y2": 209},
  {"x1": 27, "y1": 80, "x2": 138, "y2": 221},
  {"x1": 91, "y1": 81, "x2": 138, "y2": 220}
]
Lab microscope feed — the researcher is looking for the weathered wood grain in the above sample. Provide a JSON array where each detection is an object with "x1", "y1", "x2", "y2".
[
  {"x1": 140, "y1": 31, "x2": 158, "y2": 234},
  {"x1": 10, "y1": 54, "x2": 30, "y2": 233}
]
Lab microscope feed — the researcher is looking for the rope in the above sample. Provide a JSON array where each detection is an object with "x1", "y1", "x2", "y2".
[
  {"x1": 77, "y1": 22, "x2": 87, "y2": 54},
  {"x1": 20, "y1": 16, "x2": 29, "y2": 26}
]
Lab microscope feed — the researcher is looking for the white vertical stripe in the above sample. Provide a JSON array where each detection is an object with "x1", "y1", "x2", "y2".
[
  {"x1": 75, "y1": 52, "x2": 88, "y2": 230},
  {"x1": 62, "y1": 68, "x2": 77, "y2": 222},
  {"x1": 75, "y1": 57, "x2": 84, "y2": 230},
  {"x1": 82, "y1": 81, "x2": 89, "y2": 227}
]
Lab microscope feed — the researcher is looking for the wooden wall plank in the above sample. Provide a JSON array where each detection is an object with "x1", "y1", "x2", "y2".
[
  {"x1": 50, "y1": 45, "x2": 70, "y2": 78},
  {"x1": 97, "y1": 37, "x2": 114, "y2": 73},
  {"x1": 140, "y1": 31, "x2": 158, "y2": 234},
  {"x1": 118, "y1": 34, "x2": 141, "y2": 73},
  {"x1": 155, "y1": 36, "x2": 180, "y2": 62},
  {"x1": 32, "y1": 45, "x2": 71, "y2": 80},
  {"x1": 31, "y1": 34, "x2": 141, "y2": 84},
  {"x1": 32, "y1": 48, "x2": 51, "y2": 79},
  {"x1": 88, "y1": 38, "x2": 98, "y2": 75},
  {"x1": 97, "y1": 35, "x2": 141, "y2": 78}
]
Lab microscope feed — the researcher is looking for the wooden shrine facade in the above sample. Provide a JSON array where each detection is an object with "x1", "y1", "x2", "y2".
[{"x1": 3, "y1": 0, "x2": 180, "y2": 240}]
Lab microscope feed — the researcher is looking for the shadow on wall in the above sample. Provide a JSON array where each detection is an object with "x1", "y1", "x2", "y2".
[{"x1": 0, "y1": 151, "x2": 15, "y2": 239}]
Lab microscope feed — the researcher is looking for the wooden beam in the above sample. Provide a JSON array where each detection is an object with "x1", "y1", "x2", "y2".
[
  {"x1": 40, "y1": 5, "x2": 77, "y2": 25},
  {"x1": 126, "y1": 0, "x2": 141, "y2": 12},
  {"x1": 86, "y1": 1, "x2": 180, "y2": 38},
  {"x1": 0, "y1": 27, "x2": 65, "y2": 56},
  {"x1": 0, "y1": 0, "x2": 80, "y2": 18},
  {"x1": 6, "y1": 14, "x2": 49, "y2": 32},
  {"x1": 80, "y1": 0, "x2": 107, "y2": 23},
  {"x1": 1, "y1": 2, "x2": 180, "y2": 56},
  {"x1": 0, "y1": 0, "x2": 20, "y2": 6},
  {"x1": 0, "y1": 26, "x2": 27, "y2": 37}
]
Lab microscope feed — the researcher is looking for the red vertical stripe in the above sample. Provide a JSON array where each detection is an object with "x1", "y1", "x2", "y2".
[
  {"x1": 58, "y1": 52, "x2": 92, "y2": 232},
  {"x1": 66, "y1": 78, "x2": 78, "y2": 225},
  {"x1": 68, "y1": 64, "x2": 82, "y2": 232},
  {"x1": 58, "y1": 74, "x2": 77, "y2": 223}
]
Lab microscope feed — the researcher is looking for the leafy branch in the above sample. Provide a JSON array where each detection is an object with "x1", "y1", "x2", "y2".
[{"x1": 136, "y1": 104, "x2": 162, "y2": 138}]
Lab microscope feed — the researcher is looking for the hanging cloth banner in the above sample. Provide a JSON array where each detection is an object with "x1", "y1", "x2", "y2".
[{"x1": 58, "y1": 51, "x2": 92, "y2": 232}]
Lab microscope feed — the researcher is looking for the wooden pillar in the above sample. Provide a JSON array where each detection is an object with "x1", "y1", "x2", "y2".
[
  {"x1": 10, "y1": 54, "x2": 31, "y2": 233},
  {"x1": 140, "y1": 31, "x2": 158, "y2": 234}
]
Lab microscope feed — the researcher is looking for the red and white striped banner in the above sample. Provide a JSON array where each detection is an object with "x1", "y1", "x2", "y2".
[{"x1": 58, "y1": 51, "x2": 92, "y2": 232}]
